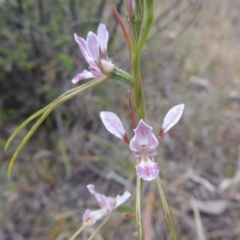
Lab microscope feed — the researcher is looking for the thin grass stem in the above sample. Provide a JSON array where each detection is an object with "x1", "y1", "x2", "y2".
[
  {"x1": 87, "y1": 215, "x2": 111, "y2": 240},
  {"x1": 156, "y1": 176, "x2": 176, "y2": 240},
  {"x1": 69, "y1": 225, "x2": 85, "y2": 240}
]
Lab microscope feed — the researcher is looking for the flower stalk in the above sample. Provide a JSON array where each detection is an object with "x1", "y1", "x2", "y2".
[
  {"x1": 87, "y1": 214, "x2": 111, "y2": 240},
  {"x1": 136, "y1": 176, "x2": 143, "y2": 240},
  {"x1": 112, "y1": 68, "x2": 132, "y2": 84}
]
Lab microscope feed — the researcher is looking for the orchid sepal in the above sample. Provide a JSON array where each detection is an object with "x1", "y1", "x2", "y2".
[{"x1": 159, "y1": 104, "x2": 185, "y2": 138}]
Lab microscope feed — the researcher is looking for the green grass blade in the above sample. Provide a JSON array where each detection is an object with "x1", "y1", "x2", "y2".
[
  {"x1": 58, "y1": 135, "x2": 72, "y2": 178},
  {"x1": 7, "y1": 77, "x2": 109, "y2": 178},
  {"x1": 4, "y1": 107, "x2": 47, "y2": 151},
  {"x1": 157, "y1": 176, "x2": 177, "y2": 240},
  {"x1": 4, "y1": 83, "x2": 94, "y2": 151}
]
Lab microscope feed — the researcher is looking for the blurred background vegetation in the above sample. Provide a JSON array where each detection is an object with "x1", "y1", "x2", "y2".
[{"x1": 1, "y1": 0, "x2": 240, "y2": 239}]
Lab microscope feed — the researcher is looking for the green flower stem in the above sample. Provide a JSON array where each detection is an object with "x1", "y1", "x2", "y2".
[
  {"x1": 132, "y1": 49, "x2": 145, "y2": 120},
  {"x1": 69, "y1": 225, "x2": 85, "y2": 240},
  {"x1": 113, "y1": 68, "x2": 132, "y2": 84},
  {"x1": 87, "y1": 214, "x2": 111, "y2": 240},
  {"x1": 7, "y1": 77, "x2": 110, "y2": 178},
  {"x1": 156, "y1": 176, "x2": 177, "y2": 240},
  {"x1": 136, "y1": 175, "x2": 144, "y2": 240},
  {"x1": 134, "y1": 0, "x2": 144, "y2": 41}
]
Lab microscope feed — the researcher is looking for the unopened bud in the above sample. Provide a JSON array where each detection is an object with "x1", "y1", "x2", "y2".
[{"x1": 127, "y1": 0, "x2": 135, "y2": 20}]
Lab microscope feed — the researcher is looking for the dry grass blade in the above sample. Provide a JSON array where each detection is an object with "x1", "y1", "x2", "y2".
[
  {"x1": 187, "y1": 170, "x2": 216, "y2": 193},
  {"x1": 190, "y1": 198, "x2": 206, "y2": 240},
  {"x1": 193, "y1": 199, "x2": 228, "y2": 215}
]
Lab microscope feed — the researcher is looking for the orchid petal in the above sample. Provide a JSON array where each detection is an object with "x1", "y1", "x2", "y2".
[
  {"x1": 82, "y1": 208, "x2": 108, "y2": 226},
  {"x1": 100, "y1": 112, "x2": 126, "y2": 140},
  {"x1": 87, "y1": 184, "x2": 115, "y2": 210},
  {"x1": 71, "y1": 70, "x2": 94, "y2": 84},
  {"x1": 136, "y1": 158, "x2": 159, "y2": 181},
  {"x1": 115, "y1": 191, "x2": 131, "y2": 208},
  {"x1": 86, "y1": 32, "x2": 99, "y2": 61},
  {"x1": 74, "y1": 33, "x2": 91, "y2": 62},
  {"x1": 130, "y1": 120, "x2": 158, "y2": 152},
  {"x1": 88, "y1": 59, "x2": 105, "y2": 77},
  {"x1": 97, "y1": 24, "x2": 109, "y2": 57},
  {"x1": 161, "y1": 104, "x2": 184, "y2": 135},
  {"x1": 84, "y1": 185, "x2": 131, "y2": 225},
  {"x1": 88, "y1": 67, "x2": 105, "y2": 78}
]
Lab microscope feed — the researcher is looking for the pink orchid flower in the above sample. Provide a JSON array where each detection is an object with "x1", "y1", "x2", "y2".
[
  {"x1": 100, "y1": 104, "x2": 184, "y2": 181},
  {"x1": 82, "y1": 184, "x2": 131, "y2": 226},
  {"x1": 72, "y1": 24, "x2": 115, "y2": 84}
]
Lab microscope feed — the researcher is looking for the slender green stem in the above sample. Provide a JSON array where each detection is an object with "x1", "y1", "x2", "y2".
[
  {"x1": 136, "y1": 176, "x2": 143, "y2": 240},
  {"x1": 87, "y1": 215, "x2": 111, "y2": 240},
  {"x1": 69, "y1": 225, "x2": 85, "y2": 240},
  {"x1": 134, "y1": 0, "x2": 144, "y2": 40},
  {"x1": 132, "y1": 49, "x2": 145, "y2": 120},
  {"x1": 156, "y1": 176, "x2": 177, "y2": 240},
  {"x1": 113, "y1": 68, "x2": 132, "y2": 84}
]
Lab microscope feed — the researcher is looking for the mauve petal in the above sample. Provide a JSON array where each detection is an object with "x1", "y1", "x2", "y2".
[
  {"x1": 100, "y1": 112, "x2": 126, "y2": 139},
  {"x1": 87, "y1": 184, "x2": 115, "y2": 210},
  {"x1": 130, "y1": 120, "x2": 158, "y2": 152},
  {"x1": 136, "y1": 158, "x2": 159, "y2": 181},
  {"x1": 71, "y1": 70, "x2": 94, "y2": 83},
  {"x1": 71, "y1": 70, "x2": 94, "y2": 84},
  {"x1": 161, "y1": 104, "x2": 184, "y2": 135},
  {"x1": 74, "y1": 33, "x2": 91, "y2": 62},
  {"x1": 86, "y1": 32, "x2": 99, "y2": 61},
  {"x1": 87, "y1": 59, "x2": 105, "y2": 77},
  {"x1": 82, "y1": 208, "x2": 108, "y2": 226},
  {"x1": 133, "y1": 152, "x2": 141, "y2": 158},
  {"x1": 115, "y1": 191, "x2": 131, "y2": 208},
  {"x1": 89, "y1": 67, "x2": 105, "y2": 78},
  {"x1": 97, "y1": 24, "x2": 109, "y2": 57},
  {"x1": 148, "y1": 149, "x2": 158, "y2": 157}
]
